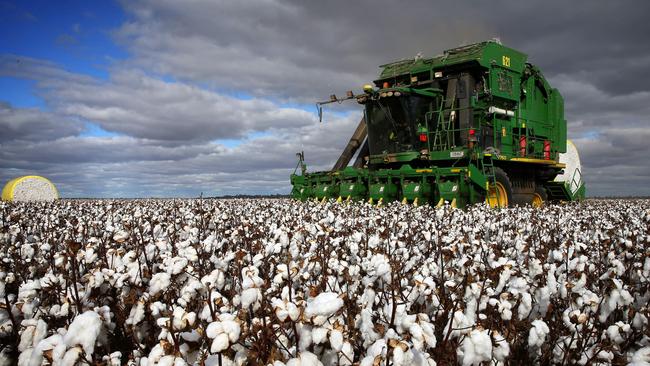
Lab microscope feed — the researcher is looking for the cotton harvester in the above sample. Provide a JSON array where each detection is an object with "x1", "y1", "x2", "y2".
[{"x1": 290, "y1": 40, "x2": 585, "y2": 207}]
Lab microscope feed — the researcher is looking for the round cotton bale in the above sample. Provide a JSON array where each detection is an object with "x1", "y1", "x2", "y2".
[
  {"x1": 554, "y1": 140, "x2": 582, "y2": 194},
  {"x1": 1, "y1": 176, "x2": 59, "y2": 202}
]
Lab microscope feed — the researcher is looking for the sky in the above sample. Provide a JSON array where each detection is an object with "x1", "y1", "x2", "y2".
[{"x1": 1, "y1": 0, "x2": 649, "y2": 198}]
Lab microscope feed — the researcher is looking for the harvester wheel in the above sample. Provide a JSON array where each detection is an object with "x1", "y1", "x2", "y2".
[
  {"x1": 486, "y1": 167, "x2": 513, "y2": 208},
  {"x1": 531, "y1": 185, "x2": 547, "y2": 208}
]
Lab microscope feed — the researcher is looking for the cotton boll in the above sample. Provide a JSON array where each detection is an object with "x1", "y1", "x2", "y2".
[
  {"x1": 288, "y1": 351, "x2": 323, "y2": 366},
  {"x1": 19, "y1": 318, "x2": 47, "y2": 352},
  {"x1": 629, "y1": 347, "x2": 650, "y2": 365},
  {"x1": 211, "y1": 333, "x2": 230, "y2": 353},
  {"x1": 61, "y1": 346, "x2": 83, "y2": 366},
  {"x1": 63, "y1": 311, "x2": 102, "y2": 358},
  {"x1": 305, "y1": 292, "x2": 343, "y2": 319},
  {"x1": 606, "y1": 322, "x2": 630, "y2": 344},
  {"x1": 206, "y1": 322, "x2": 224, "y2": 339},
  {"x1": 298, "y1": 324, "x2": 313, "y2": 351},
  {"x1": 492, "y1": 331, "x2": 510, "y2": 362},
  {"x1": 312, "y1": 327, "x2": 328, "y2": 345},
  {"x1": 518, "y1": 293, "x2": 532, "y2": 320},
  {"x1": 126, "y1": 301, "x2": 146, "y2": 326},
  {"x1": 329, "y1": 329, "x2": 343, "y2": 352},
  {"x1": 457, "y1": 328, "x2": 492, "y2": 366},
  {"x1": 149, "y1": 273, "x2": 171, "y2": 296},
  {"x1": 528, "y1": 320, "x2": 549, "y2": 349},
  {"x1": 409, "y1": 323, "x2": 425, "y2": 350},
  {"x1": 340, "y1": 341, "x2": 354, "y2": 366},
  {"x1": 240, "y1": 288, "x2": 261, "y2": 308},
  {"x1": 287, "y1": 302, "x2": 300, "y2": 321}
]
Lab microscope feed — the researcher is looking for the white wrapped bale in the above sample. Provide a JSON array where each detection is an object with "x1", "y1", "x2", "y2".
[
  {"x1": 1, "y1": 175, "x2": 59, "y2": 202},
  {"x1": 554, "y1": 140, "x2": 582, "y2": 194}
]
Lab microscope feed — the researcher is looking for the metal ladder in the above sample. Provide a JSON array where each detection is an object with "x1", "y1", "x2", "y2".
[
  {"x1": 431, "y1": 95, "x2": 456, "y2": 151},
  {"x1": 481, "y1": 155, "x2": 501, "y2": 207}
]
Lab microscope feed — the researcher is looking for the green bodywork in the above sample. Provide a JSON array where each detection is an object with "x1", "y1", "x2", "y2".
[{"x1": 291, "y1": 41, "x2": 585, "y2": 207}]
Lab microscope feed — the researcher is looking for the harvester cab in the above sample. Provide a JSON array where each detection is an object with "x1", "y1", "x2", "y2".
[{"x1": 292, "y1": 40, "x2": 586, "y2": 208}]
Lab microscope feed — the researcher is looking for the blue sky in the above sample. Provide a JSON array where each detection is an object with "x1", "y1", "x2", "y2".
[
  {"x1": 0, "y1": 0, "x2": 126, "y2": 80},
  {"x1": 1, "y1": 0, "x2": 649, "y2": 197}
]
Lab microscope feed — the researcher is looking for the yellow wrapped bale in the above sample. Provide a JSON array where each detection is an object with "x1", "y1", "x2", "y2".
[{"x1": 2, "y1": 176, "x2": 59, "y2": 202}]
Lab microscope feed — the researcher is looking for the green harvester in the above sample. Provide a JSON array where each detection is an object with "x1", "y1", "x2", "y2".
[{"x1": 291, "y1": 40, "x2": 586, "y2": 208}]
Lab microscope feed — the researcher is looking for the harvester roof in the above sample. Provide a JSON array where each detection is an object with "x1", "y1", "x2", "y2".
[{"x1": 377, "y1": 40, "x2": 528, "y2": 81}]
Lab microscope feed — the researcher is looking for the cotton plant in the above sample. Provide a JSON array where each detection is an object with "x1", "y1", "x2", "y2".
[{"x1": 0, "y1": 198, "x2": 649, "y2": 365}]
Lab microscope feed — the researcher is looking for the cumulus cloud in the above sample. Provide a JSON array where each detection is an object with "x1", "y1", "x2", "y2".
[
  {"x1": 0, "y1": 102, "x2": 84, "y2": 142},
  {"x1": 0, "y1": 57, "x2": 360, "y2": 197}
]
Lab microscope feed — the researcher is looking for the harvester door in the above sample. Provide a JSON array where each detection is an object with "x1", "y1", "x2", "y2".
[{"x1": 457, "y1": 74, "x2": 475, "y2": 147}]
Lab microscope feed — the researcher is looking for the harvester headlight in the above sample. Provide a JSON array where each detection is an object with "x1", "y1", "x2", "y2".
[
  {"x1": 387, "y1": 91, "x2": 394, "y2": 97},
  {"x1": 380, "y1": 92, "x2": 387, "y2": 98},
  {"x1": 394, "y1": 91, "x2": 401, "y2": 97},
  {"x1": 363, "y1": 84, "x2": 374, "y2": 93},
  {"x1": 434, "y1": 71, "x2": 443, "y2": 78}
]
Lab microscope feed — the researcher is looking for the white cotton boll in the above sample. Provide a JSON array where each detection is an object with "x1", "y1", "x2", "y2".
[
  {"x1": 518, "y1": 293, "x2": 532, "y2": 320},
  {"x1": 305, "y1": 292, "x2": 343, "y2": 318},
  {"x1": 150, "y1": 301, "x2": 166, "y2": 318},
  {"x1": 84, "y1": 248, "x2": 98, "y2": 264},
  {"x1": 492, "y1": 331, "x2": 510, "y2": 362},
  {"x1": 298, "y1": 325, "x2": 313, "y2": 351},
  {"x1": 606, "y1": 322, "x2": 630, "y2": 344},
  {"x1": 211, "y1": 333, "x2": 230, "y2": 353},
  {"x1": 149, "y1": 273, "x2": 171, "y2": 296},
  {"x1": 274, "y1": 264, "x2": 289, "y2": 284},
  {"x1": 423, "y1": 231, "x2": 431, "y2": 241},
  {"x1": 273, "y1": 299, "x2": 289, "y2": 322},
  {"x1": 19, "y1": 320, "x2": 37, "y2": 352},
  {"x1": 312, "y1": 327, "x2": 328, "y2": 345},
  {"x1": 370, "y1": 254, "x2": 392, "y2": 283},
  {"x1": 458, "y1": 329, "x2": 492, "y2": 366},
  {"x1": 218, "y1": 316, "x2": 241, "y2": 343},
  {"x1": 289, "y1": 351, "x2": 323, "y2": 366},
  {"x1": 64, "y1": 311, "x2": 102, "y2": 358},
  {"x1": 409, "y1": 324, "x2": 424, "y2": 350},
  {"x1": 287, "y1": 302, "x2": 300, "y2": 321},
  {"x1": 61, "y1": 346, "x2": 83, "y2": 366},
  {"x1": 421, "y1": 322, "x2": 436, "y2": 349},
  {"x1": 495, "y1": 267, "x2": 511, "y2": 293},
  {"x1": 633, "y1": 312, "x2": 648, "y2": 330},
  {"x1": 18, "y1": 279, "x2": 41, "y2": 301},
  {"x1": 340, "y1": 341, "x2": 354, "y2": 366},
  {"x1": 360, "y1": 288, "x2": 376, "y2": 308},
  {"x1": 240, "y1": 288, "x2": 260, "y2": 308},
  {"x1": 392, "y1": 346, "x2": 406, "y2": 366},
  {"x1": 168, "y1": 257, "x2": 189, "y2": 275},
  {"x1": 629, "y1": 347, "x2": 650, "y2": 365},
  {"x1": 329, "y1": 329, "x2": 343, "y2": 351},
  {"x1": 206, "y1": 322, "x2": 224, "y2": 339},
  {"x1": 113, "y1": 230, "x2": 129, "y2": 243},
  {"x1": 528, "y1": 319, "x2": 549, "y2": 349}
]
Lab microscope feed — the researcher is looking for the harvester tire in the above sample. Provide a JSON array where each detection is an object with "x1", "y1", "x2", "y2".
[
  {"x1": 532, "y1": 185, "x2": 548, "y2": 208},
  {"x1": 486, "y1": 167, "x2": 513, "y2": 208}
]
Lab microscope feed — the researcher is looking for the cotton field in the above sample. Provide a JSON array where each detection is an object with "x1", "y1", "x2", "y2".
[{"x1": 1, "y1": 199, "x2": 649, "y2": 366}]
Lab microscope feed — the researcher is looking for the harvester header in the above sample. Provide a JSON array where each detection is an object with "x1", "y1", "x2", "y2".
[{"x1": 292, "y1": 40, "x2": 585, "y2": 207}]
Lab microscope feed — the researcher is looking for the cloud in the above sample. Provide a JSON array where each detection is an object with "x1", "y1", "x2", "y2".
[
  {"x1": 0, "y1": 56, "x2": 361, "y2": 197},
  {"x1": 0, "y1": 102, "x2": 84, "y2": 142},
  {"x1": 1, "y1": 0, "x2": 650, "y2": 197},
  {"x1": 2, "y1": 55, "x2": 321, "y2": 143}
]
